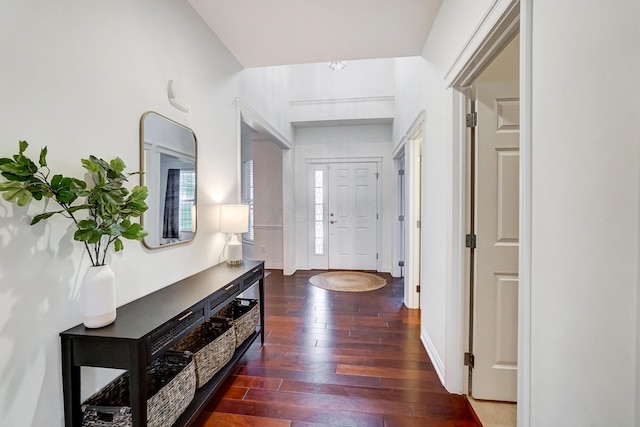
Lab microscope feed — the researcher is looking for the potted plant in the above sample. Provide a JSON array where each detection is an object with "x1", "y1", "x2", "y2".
[{"x1": 0, "y1": 140, "x2": 149, "y2": 327}]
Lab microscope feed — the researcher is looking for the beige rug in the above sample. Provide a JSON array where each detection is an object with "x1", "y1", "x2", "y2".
[{"x1": 309, "y1": 271, "x2": 386, "y2": 292}]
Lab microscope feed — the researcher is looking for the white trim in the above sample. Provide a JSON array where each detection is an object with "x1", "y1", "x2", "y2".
[
  {"x1": 447, "y1": 88, "x2": 470, "y2": 394},
  {"x1": 445, "y1": 0, "x2": 520, "y2": 88},
  {"x1": 405, "y1": 126, "x2": 423, "y2": 310},
  {"x1": 290, "y1": 96, "x2": 394, "y2": 106},
  {"x1": 236, "y1": 98, "x2": 293, "y2": 150},
  {"x1": 392, "y1": 136, "x2": 407, "y2": 159},
  {"x1": 392, "y1": 110, "x2": 425, "y2": 157},
  {"x1": 307, "y1": 163, "x2": 329, "y2": 270},
  {"x1": 306, "y1": 156, "x2": 383, "y2": 164},
  {"x1": 517, "y1": 0, "x2": 532, "y2": 425},
  {"x1": 421, "y1": 328, "x2": 446, "y2": 387},
  {"x1": 253, "y1": 224, "x2": 284, "y2": 231}
]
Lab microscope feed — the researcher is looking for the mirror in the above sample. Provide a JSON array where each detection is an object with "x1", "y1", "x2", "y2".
[{"x1": 140, "y1": 111, "x2": 197, "y2": 248}]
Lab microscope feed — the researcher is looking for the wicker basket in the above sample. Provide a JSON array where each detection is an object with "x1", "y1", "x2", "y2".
[
  {"x1": 81, "y1": 351, "x2": 196, "y2": 427},
  {"x1": 172, "y1": 318, "x2": 235, "y2": 388},
  {"x1": 216, "y1": 298, "x2": 260, "y2": 348}
]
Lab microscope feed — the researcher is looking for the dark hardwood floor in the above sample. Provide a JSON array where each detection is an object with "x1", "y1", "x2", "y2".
[{"x1": 193, "y1": 269, "x2": 480, "y2": 427}]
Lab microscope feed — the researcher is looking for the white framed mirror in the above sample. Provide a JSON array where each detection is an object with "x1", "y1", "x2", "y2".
[{"x1": 140, "y1": 111, "x2": 197, "y2": 248}]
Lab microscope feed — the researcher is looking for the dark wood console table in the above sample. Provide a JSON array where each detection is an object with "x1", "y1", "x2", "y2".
[{"x1": 60, "y1": 260, "x2": 265, "y2": 427}]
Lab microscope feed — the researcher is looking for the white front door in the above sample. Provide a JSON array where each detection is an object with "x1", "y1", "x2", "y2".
[
  {"x1": 328, "y1": 162, "x2": 378, "y2": 270},
  {"x1": 472, "y1": 80, "x2": 519, "y2": 401}
]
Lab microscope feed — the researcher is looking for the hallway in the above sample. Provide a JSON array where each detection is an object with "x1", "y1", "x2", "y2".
[{"x1": 194, "y1": 270, "x2": 479, "y2": 426}]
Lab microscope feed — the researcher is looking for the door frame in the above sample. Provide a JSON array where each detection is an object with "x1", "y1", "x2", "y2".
[
  {"x1": 392, "y1": 111, "x2": 424, "y2": 309},
  {"x1": 392, "y1": 148, "x2": 405, "y2": 279},
  {"x1": 306, "y1": 157, "x2": 382, "y2": 271},
  {"x1": 444, "y1": 0, "x2": 532, "y2": 425}
]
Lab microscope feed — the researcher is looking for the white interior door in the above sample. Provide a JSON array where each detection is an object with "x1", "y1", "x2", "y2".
[
  {"x1": 328, "y1": 162, "x2": 378, "y2": 270},
  {"x1": 472, "y1": 80, "x2": 519, "y2": 401}
]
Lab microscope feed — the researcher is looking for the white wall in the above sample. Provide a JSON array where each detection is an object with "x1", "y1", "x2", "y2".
[
  {"x1": 289, "y1": 59, "x2": 395, "y2": 101},
  {"x1": 294, "y1": 125, "x2": 394, "y2": 271},
  {"x1": 0, "y1": 1, "x2": 244, "y2": 425},
  {"x1": 530, "y1": 1, "x2": 640, "y2": 425}
]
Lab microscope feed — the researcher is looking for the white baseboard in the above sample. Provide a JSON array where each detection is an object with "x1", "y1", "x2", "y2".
[
  {"x1": 265, "y1": 262, "x2": 283, "y2": 270},
  {"x1": 421, "y1": 327, "x2": 446, "y2": 388}
]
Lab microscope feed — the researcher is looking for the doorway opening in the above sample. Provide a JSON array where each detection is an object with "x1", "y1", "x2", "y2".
[
  {"x1": 466, "y1": 33, "x2": 520, "y2": 404},
  {"x1": 238, "y1": 100, "x2": 293, "y2": 272}
]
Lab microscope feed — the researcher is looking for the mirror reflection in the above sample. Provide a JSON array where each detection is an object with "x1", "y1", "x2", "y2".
[{"x1": 140, "y1": 111, "x2": 197, "y2": 248}]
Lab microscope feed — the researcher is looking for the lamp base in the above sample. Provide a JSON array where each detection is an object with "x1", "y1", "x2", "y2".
[{"x1": 226, "y1": 234, "x2": 243, "y2": 266}]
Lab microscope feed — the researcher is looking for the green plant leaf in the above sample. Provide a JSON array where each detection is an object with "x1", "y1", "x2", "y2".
[
  {"x1": 15, "y1": 154, "x2": 38, "y2": 173},
  {"x1": 38, "y1": 146, "x2": 48, "y2": 167},
  {"x1": 110, "y1": 157, "x2": 126, "y2": 174},
  {"x1": 31, "y1": 211, "x2": 59, "y2": 225},
  {"x1": 2, "y1": 185, "x2": 33, "y2": 206},
  {"x1": 74, "y1": 219, "x2": 102, "y2": 244},
  {"x1": 81, "y1": 159, "x2": 100, "y2": 174},
  {"x1": 67, "y1": 204, "x2": 89, "y2": 213},
  {"x1": 114, "y1": 238, "x2": 124, "y2": 252},
  {"x1": 0, "y1": 181, "x2": 22, "y2": 191},
  {"x1": 51, "y1": 174, "x2": 62, "y2": 189},
  {"x1": 18, "y1": 140, "x2": 28, "y2": 154},
  {"x1": 121, "y1": 222, "x2": 147, "y2": 240},
  {"x1": 0, "y1": 162, "x2": 32, "y2": 177}
]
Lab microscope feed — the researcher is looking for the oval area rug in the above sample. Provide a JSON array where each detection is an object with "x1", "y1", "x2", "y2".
[{"x1": 309, "y1": 271, "x2": 386, "y2": 292}]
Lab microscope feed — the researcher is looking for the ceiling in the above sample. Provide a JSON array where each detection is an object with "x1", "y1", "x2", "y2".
[{"x1": 188, "y1": 0, "x2": 442, "y2": 68}]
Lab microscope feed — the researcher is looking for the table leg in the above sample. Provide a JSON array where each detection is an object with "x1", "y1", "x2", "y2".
[
  {"x1": 61, "y1": 336, "x2": 81, "y2": 426},
  {"x1": 129, "y1": 343, "x2": 148, "y2": 427},
  {"x1": 259, "y1": 275, "x2": 265, "y2": 346}
]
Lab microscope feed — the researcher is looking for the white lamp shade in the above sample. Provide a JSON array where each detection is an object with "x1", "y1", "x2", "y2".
[{"x1": 220, "y1": 204, "x2": 249, "y2": 233}]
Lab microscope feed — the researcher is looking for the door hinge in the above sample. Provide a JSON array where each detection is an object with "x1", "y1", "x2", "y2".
[
  {"x1": 376, "y1": 253, "x2": 379, "y2": 260},
  {"x1": 416, "y1": 220, "x2": 421, "y2": 228},
  {"x1": 466, "y1": 112, "x2": 477, "y2": 128},
  {"x1": 376, "y1": 213, "x2": 379, "y2": 220},
  {"x1": 375, "y1": 172, "x2": 379, "y2": 179},
  {"x1": 399, "y1": 169, "x2": 405, "y2": 176},
  {"x1": 398, "y1": 261, "x2": 405, "y2": 267},
  {"x1": 465, "y1": 234, "x2": 476, "y2": 249},
  {"x1": 416, "y1": 285, "x2": 421, "y2": 293},
  {"x1": 464, "y1": 352, "x2": 475, "y2": 368},
  {"x1": 399, "y1": 215, "x2": 404, "y2": 222}
]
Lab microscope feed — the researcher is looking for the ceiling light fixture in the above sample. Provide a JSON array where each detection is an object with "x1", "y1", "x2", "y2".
[{"x1": 328, "y1": 61, "x2": 347, "y2": 71}]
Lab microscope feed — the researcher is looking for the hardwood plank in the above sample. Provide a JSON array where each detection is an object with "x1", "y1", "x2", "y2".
[
  {"x1": 226, "y1": 375, "x2": 283, "y2": 390},
  {"x1": 336, "y1": 364, "x2": 438, "y2": 381},
  {"x1": 214, "y1": 399, "x2": 385, "y2": 426},
  {"x1": 383, "y1": 414, "x2": 478, "y2": 427},
  {"x1": 191, "y1": 411, "x2": 291, "y2": 427}
]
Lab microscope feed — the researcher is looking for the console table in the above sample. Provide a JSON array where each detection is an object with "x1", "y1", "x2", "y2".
[{"x1": 60, "y1": 260, "x2": 265, "y2": 427}]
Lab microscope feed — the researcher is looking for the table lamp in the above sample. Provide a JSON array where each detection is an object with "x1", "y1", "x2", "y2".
[{"x1": 220, "y1": 204, "x2": 249, "y2": 266}]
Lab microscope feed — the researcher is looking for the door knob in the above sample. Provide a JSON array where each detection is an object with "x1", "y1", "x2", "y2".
[{"x1": 330, "y1": 220, "x2": 337, "y2": 224}]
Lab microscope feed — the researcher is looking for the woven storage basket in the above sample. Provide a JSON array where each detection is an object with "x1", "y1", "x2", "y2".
[
  {"x1": 172, "y1": 318, "x2": 235, "y2": 388},
  {"x1": 216, "y1": 298, "x2": 260, "y2": 348},
  {"x1": 81, "y1": 351, "x2": 196, "y2": 427}
]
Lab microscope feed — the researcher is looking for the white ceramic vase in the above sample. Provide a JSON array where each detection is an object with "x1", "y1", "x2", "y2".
[{"x1": 81, "y1": 264, "x2": 117, "y2": 328}]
